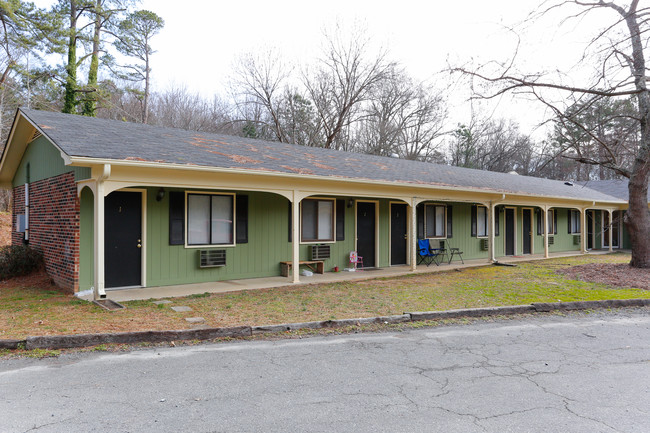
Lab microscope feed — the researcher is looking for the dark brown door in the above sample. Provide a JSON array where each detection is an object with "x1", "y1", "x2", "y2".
[
  {"x1": 357, "y1": 202, "x2": 376, "y2": 268},
  {"x1": 390, "y1": 203, "x2": 407, "y2": 265},
  {"x1": 522, "y1": 209, "x2": 532, "y2": 254},
  {"x1": 505, "y1": 208, "x2": 515, "y2": 256},
  {"x1": 105, "y1": 191, "x2": 142, "y2": 288}
]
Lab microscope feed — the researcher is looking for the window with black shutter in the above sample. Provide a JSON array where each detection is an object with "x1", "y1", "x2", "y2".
[
  {"x1": 288, "y1": 201, "x2": 292, "y2": 242},
  {"x1": 336, "y1": 199, "x2": 345, "y2": 241},
  {"x1": 495, "y1": 207, "x2": 500, "y2": 236},
  {"x1": 446, "y1": 205, "x2": 453, "y2": 238},
  {"x1": 471, "y1": 206, "x2": 477, "y2": 237},
  {"x1": 169, "y1": 191, "x2": 184, "y2": 245},
  {"x1": 236, "y1": 195, "x2": 248, "y2": 243}
]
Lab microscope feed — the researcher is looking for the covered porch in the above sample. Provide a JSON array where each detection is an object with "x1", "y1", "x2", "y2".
[{"x1": 80, "y1": 250, "x2": 616, "y2": 302}]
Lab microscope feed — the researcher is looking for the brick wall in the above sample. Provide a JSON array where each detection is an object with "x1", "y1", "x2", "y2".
[{"x1": 12, "y1": 172, "x2": 80, "y2": 292}]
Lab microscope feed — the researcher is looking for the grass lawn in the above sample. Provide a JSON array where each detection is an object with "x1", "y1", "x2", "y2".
[{"x1": 1, "y1": 252, "x2": 648, "y2": 340}]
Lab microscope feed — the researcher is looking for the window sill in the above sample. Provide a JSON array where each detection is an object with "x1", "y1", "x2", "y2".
[
  {"x1": 185, "y1": 244, "x2": 236, "y2": 249},
  {"x1": 300, "y1": 240, "x2": 336, "y2": 244}
]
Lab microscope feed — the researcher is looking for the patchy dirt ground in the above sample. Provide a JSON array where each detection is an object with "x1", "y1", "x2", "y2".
[
  {"x1": 0, "y1": 212, "x2": 11, "y2": 246},
  {"x1": 558, "y1": 263, "x2": 650, "y2": 290}
]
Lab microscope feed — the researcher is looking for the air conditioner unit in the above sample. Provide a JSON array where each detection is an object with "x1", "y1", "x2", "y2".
[
  {"x1": 311, "y1": 244, "x2": 331, "y2": 260},
  {"x1": 548, "y1": 236, "x2": 555, "y2": 245},
  {"x1": 573, "y1": 235, "x2": 581, "y2": 245},
  {"x1": 199, "y1": 249, "x2": 226, "y2": 268},
  {"x1": 480, "y1": 238, "x2": 489, "y2": 251}
]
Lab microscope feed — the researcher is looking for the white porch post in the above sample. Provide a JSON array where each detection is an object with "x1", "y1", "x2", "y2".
[
  {"x1": 93, "y1": 180, "x2": 106, "y2": 300},
  {"x1": 581, "y1": 208, "x2": 587, "y2": 254},
  {"x1": 488, "y1": 202, "x2": 495, "y2": 263},
  {"x1": 410, "y1": 199, "x2": 417, "y2": 271},
  {"x1": 291, "y1": 191, "x2": 301, "y2": 283},
  {"x1": 608, "y1": 209, "x2": 614, "y2": 252},
  {"x1": 543, "y1": 206, "x2": 549, "y2": 259}
]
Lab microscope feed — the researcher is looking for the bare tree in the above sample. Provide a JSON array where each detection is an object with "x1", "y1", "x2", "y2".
[
  {"x1": 356, "y1": 68, "x2": 446, "y2": 161},
  {"x1": 229, "y1": 49, "x2": 289, "y2": 142},
  {"x1": 150, "y1": 84, "x2": 234, "y2": 133},
  {"x1": 453, "y1": 0, "x2": 650, "y2": 268},
  {"x1": 303, "y1": 24, "x2": 394, "y2": 149}
]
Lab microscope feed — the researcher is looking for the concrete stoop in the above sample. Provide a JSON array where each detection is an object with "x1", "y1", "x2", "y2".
[{"x1": 2, "y1": 298, "x2": 649, "y2": 351}]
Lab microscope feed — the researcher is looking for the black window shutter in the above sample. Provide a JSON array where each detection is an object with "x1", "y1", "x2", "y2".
[
  {"x1": 168, "y1": 191, "x2": 185, "y2": 245},
  {"x1": 537, "y1": 209, "x2": 542, "y2": 235},
  {"x1": 417, "y1": 204, "x2": 424, "y2": 239},
  {"x1": 495, "y1": 207, "x2": 500, "y2": 236},
  {"x1": 446, "y1": 205, "x2": 453, "y2": 238},
  {"x1": 288, "y1": 201, "x2": 292, "y2": 242},
  {"x1": 236, "y1": 195, "x2": 248, "y2": 244},
  {"x1": 471, "y1": 206, "x2": 477, "y2": 237},
  {"x1": 554, "y1": 210, "x2": 558, "y2": 234},
  {"x1": 336, "y1": 199, "x2": 345, "y2": 241}
]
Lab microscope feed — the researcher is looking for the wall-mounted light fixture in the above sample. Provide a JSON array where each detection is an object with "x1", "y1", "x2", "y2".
[
  {"x1": 156, "y1": 187, "x2": 166, "y2": 202},
  {"x1": 347, "y1": 199, "x2": 354, "y2": 208}
]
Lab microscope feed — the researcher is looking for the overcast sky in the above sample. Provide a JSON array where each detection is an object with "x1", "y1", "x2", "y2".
[{"x1": 33, "y1": 0, "x2": 617, "y2": 139}]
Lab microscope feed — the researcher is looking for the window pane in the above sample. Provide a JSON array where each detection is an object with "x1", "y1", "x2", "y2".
[
  {"x1": 570, "y1": 211, "x2": 580, "y2": 233},
  {"x1": 188, "y1": 195, "x2": 210, "y2": 245},
  {"x1": 425, "y1": 205, "x2": 436, "y2": 238},
  {"x1": 302, "y1": 200, "x2": 317, "y2": 240},
  {"x1": 477, "y1": 207, "x2": 487, "y2": 237},
  {"x1": 435, "y1": 206, "x2": 445, "y2": 237},
  {"x1": 211, "y1": 195, "x2": 233, "y2": 244},
  {"x1": 548, "y1": 210, "x2": 554, "y2": 233},
  {"x1": 317, "y1": 200, "x2": 333, "y2": 240}
]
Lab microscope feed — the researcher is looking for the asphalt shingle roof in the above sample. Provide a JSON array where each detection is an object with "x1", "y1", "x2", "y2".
[
  {"x1": 18, "y1": 108, "x2": 625, "y2": 203},
  {"x1": 576, "y1": 179, "x2": 649, "y2": 202}
]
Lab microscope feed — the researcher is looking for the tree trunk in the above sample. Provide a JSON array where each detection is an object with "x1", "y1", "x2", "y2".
[
  {"x1": 625, "y1": 145, "x2": 650, "y2": 268},
  {"x1": 143, "y1": 41, "x2": 149, "y2": 124},
  {"x1": 63, "y1": 2, "x2": 78, "y2": 114},
  {"x1": 82, "y1": 0, "x2": 102, "y2": 117},
  {"x1": 623, "y1": 0, "x2": 650, "y2": 268}
]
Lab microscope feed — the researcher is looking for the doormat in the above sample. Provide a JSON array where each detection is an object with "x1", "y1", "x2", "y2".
[{"x1": 93, "y1": 299, "x2": 126, "y2": 311}]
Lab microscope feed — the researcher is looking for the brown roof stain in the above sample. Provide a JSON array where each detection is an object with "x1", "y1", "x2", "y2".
[
  {"x1": 191, "y1": 135, "x2": 229, "y2": 146},
  {"x1": 281, "y1": 165, "x2": 315, "y2": 175},
  {"x1": 242, "y1": 143, "x2": 260, "y2": 152},
  {"x1": 369, "y1": 161, "x2": 389, "y2": 170},
  {"x1": 312, "y1": 162, "x2": 336, "y2": 170},
  {"x1": 186, "y1": 140, "x2": 228, "y2": 156},
  {"x1": 124, "y1": 156, "x2": 147, "y2": 161},
  {"x1": 228, "y1": 154, "x2": 261, "y2": 164},
  {"x1": 264, "y1": 155, "x2": 280, "y2": 160},
  {"x1": 39, "y1": 124, "x2": 52, "y2": 130}
]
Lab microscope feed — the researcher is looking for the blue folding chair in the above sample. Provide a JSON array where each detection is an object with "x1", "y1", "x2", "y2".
[{"x1": 417, "y1": 239, "x2": 441, "y2": 266}]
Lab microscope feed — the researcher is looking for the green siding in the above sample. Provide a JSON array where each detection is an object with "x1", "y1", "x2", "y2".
[
  {"x1": 549, "y1": 208, "x2": 580, "y2": 253},
  {"x1": 78, "y1": 188, "x2": 594, "y2": 289},
  {"x1": 79, "y1": 187, "x2": 94, "y2": 290},
  {"x1": 12, "y1": 136, "x2": 91, "y2": 187},
  {"x1": 147, "y1": 189, "x2": 291, "y2": 286},
  {"x1": 145, "y1": 191, "x2": 388, "y2": 286}
]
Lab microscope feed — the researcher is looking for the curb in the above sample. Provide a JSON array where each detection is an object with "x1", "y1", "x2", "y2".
[{"x1": 3, "y1": 299, "x2": 650, "y2": 351}]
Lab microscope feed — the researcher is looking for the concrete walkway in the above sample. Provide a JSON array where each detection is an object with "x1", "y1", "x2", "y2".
[{"x1": 84, "y1": 250, "x2": 616, "y2": 302}]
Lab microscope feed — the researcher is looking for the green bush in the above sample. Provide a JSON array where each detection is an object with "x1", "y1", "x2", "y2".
[{"x1": 0, "y1": 245, "x2": 43, "y2": 280}]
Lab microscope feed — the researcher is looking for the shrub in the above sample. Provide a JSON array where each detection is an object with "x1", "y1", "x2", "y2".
[{"x1": 0, "y1": 245, "x2": 43, "y2": 280}]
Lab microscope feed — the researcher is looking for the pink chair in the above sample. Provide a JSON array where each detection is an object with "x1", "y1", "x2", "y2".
[{"x1": 349, "y1": 251, "x2": 364, "y2": 270}]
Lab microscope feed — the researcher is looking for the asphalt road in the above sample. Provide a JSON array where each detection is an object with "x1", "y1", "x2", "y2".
[{"x1": 2, "y1": 308, "x2": 650, "y2": 433}]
